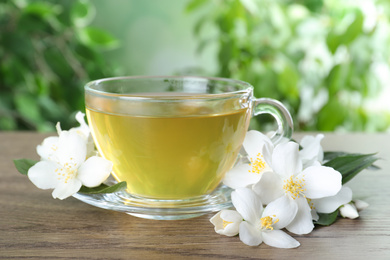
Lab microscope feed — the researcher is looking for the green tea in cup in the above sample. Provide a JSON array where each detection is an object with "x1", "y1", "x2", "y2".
[{"x1": 85, "y1": 76, "x2": 292, "y2": 201}]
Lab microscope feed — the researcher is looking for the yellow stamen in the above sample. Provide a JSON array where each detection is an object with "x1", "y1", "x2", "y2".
[
  {"x1": 307, "y1": 198, "x2": 315, "y2": 210},
  {"x1": 56, "y1": 162, "x2": 77, "y2": 184},
  {"x1": 283, "y1": 175, "x2": 306, "y2": 199},
  {"x1": 223, "y1": 220, "x2": 233, "y2": 228},
  {"x1": 260, "y1": 215, "x2": 279, "y2": 230},
  {"x1": 248, "y1": 153, "x2": 266, "y2": 174}
]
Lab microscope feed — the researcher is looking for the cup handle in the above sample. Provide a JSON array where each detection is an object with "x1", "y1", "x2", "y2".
[{"x1": 252, "y1": 98, "x2": 294, "y2": 144}]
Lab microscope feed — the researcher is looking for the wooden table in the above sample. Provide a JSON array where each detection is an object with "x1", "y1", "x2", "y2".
[{"x1": 1, "y1": 132, "x2": 389, "y2": 259}]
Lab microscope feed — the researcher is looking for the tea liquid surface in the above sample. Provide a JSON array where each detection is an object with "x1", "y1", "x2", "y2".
[{"x1": 86, "y1": 106, "x2": 249, "y2": 199}]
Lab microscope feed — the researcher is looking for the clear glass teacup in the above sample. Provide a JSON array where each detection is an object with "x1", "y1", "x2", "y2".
[{"x1": 84, "y1": 76, "x2": 293, "y2": 219}]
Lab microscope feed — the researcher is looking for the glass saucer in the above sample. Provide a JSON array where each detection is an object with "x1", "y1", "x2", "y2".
[{"x1": 72, "y1": 183, "x2": 233, "y2": 220}]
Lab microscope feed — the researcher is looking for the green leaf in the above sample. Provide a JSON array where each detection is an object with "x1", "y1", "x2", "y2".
[
  {"x1": 74, "y1": 42, "x2": 97, "y2": 60},
  {"x1": 186, "y1": 0, "x2": 208, "y2": 13},
  {"x1": 196, "y1": 37, "x2": 213, "y2": 54},
  {"x1": 71, "y1": 0, "x2": 95, "y2": 27},
  {"x1": 317, "y1": 99, "x2": 346, "y2": 131},
  {"x1": 326, "y1": 30, "x2": 340, "y2": 54},
  {"x1": 326, "y1": 10, "x2": 363, "y2": 54},
  {"x1": 314, "y1": 210, "x2": 339, "y2": 226},
  {"x1": 0, "y1": 115, "x2": 16, "y2": 130},
  {"x1": 276, "y1": 62, "x2": 300, "y2": 103},
  {"x1": 38, "y1": 95, "x2": 67, "y2": 121},
  {"x1": 324, "y1": 151, "x2": 350, "y2": 161},
  {"x1": 342, "y1": 10, "x2": 364, "y2": 46},
  {"x1": 43, "y1": 47, "x2": 73, "y2": 80},
  {"x1": 193, "y1": 14, "x2": 207, "y2": 36},
  {"x1": 23, "y1": 2, "x2": 61, "y2": 18},
  {"x1": 326, "y1": 64, "x2": 349, "y2": 95},
  {"x1": 14, "y1": 92, "x2": 43, "y2": 125},
  {"x1": 324, "y1": 153, "x2": 379, "y2": 184},
  {"x1": 78, "y1": 27, "x2": 119, "y2": 49},
  {"x1": 324, "y1": 151, "x2": 380, "y2": 170},
  {"x1": 13, "y1": 159, "x2": 39, "y2": 175},
  {"x1": 302, "y1": 0, "x2": 324, "y2": 13},
  {"x1": 78, "y1": 181, "x2": 127, "y2": 194}
]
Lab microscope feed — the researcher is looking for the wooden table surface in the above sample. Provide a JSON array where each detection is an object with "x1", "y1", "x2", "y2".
[{"x1": 1, "y1": 132, "x2": 389, "y2": 259}]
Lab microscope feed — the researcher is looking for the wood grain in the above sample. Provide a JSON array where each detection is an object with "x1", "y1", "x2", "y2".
[{"x1": 1, "y1": 132, "x2": 389, "y2": 259}]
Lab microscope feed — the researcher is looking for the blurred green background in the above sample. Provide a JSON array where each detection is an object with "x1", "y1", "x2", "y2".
[{"x1": 1, "y1": 0, "x2": 390, "y2": 132}]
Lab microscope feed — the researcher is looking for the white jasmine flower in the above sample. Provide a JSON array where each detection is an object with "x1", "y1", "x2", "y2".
[
  {"x1": 299, "y1": 134, "x2": 324, "y2": 168},
  {"x1": 62, "y1": 111, "x2": 95, "y2": 157},
  {"x1": 312, "y1": 186, "x2": 353, "y2": 214},
  {"x1": 232, "y1": 188, "x2": 300, "y2": 248},
  {"x1": 38, "y1": 112, "x2": 96, "y2": 160},
  {"x1": 339, "y1": 199, "x2": 369, "y2": 219},
  {"x1": 28, "y1": 131, "x2": 112, "y2": 200},
  {"x1": 223, "y1": 131, "x2": 273, "y2": 189},
  {"x1": 210, "y1": 210, "x2": 243, "y2": 236},
  {"x1": 37, "y1": 136, "x2": 60, "y2": 161},
  {"x1": 312, "y1": 186, "x2": 369, "y2": 220},
  {"x1": 253, "y1": 141, "x2": 342, "y2": 235},
  {"x1": 340, "y1": 203, "x2": 359, "y2": 219}
]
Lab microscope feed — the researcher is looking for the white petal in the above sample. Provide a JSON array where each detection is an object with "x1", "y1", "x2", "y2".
[
  {"x1": 75, "y1": 111, "x2": 86, "y2": 123},
  {"x1": 272, "y1": 142, "x2": 302, "y2": 178},
  {"x1": 300, "y1": 135, "x2": 315, "y2": 147},
  {"x1": 300, "y1": 166, "x2": 342, "y2": 199},
  {"x1": 286, "y1": 197, "x2": 314, "y2": 235},
  {"x1": 36, "y1": 136, "x2": 59, "y2": 160},
  {"x1": 252, "y1": 171, "x2": 284, "y2": 205},
  {"x1": 223, "y1": 164, "x2": 260, "y2": 189},
  {"x1": 85, "y1": 137, "x2": 96, "y2": 158},
  {"x1": 220, "y1": 209, "x2": 243, "y2": 223},
  {"x1": 262, "y1": 195, "x2": 298, "y2": 229},
  {"x1": 340, "y1": 203, "x2": 359, "y2": 219},
  {"x1": 222, "y1": 222, "x2": 241, "y2": 237},
  {"x1": 210, "y1": 211, "x2": 224, "y2": 231},
  {"x1": 232, "y1": 188, "x2": 263, "y2": 223},
  {"x1": 77, "y1": 156, "x2": 113, "y2": 187},
  {"x1": 74, "y1": 111, "x2": 90, "y2": 135},
  {"x1": 300, "y1": 134, "x2": 322, "y2": 148},
  {"x1": 301, "y1": 157, "x2": 319, "y2": 168},
  {"x1": 52, "y1": 178, "x2": 82, "y2": 200},
  {"x1": 300, "y1": 134, "x2": 324, "y2": 166},
  {"x1": 28, "y1": 161, "x2": 59, "y2": 189},
  {"x1": 243, "y1": 130, "x2": 273, "y2": 158},
  {"x1": 69, "y1": 112, "x2": 92, "y2": 153},
  {"x1": 262, "y1": 141, "x2": 274, "y2": 167},
  {"x1": 262, "y1": 230, "x2": 300, "y2": 248},
  {"x1": 354, "y1": 199, "x2": 369, "y2": 211},
  {"x1": 70, "y1": 127, "x2": 87, "y2": 140},
  {"x1": 317, "y1": 147, "x2": 324, "y2": 163},
  {"x1": 310, "y1": 161, "x2": 322, "y2": 167},
  {"x1": 312, "y1": 186, "x2": 353, "y2": 213},
  {"x1": 55, "y1": 122, "x2": 62, "y2": 135},
  {"x1": 311, "y1": 209, "x2": 319, "y2": 221},
  {"x1": 210, "y1": 210, "x2": 242, "y2": 236},
  {"x1": 239, "y1": 221, "x2": 263, "y2": 246},
  {"x1": 55, "y1": 131, "x2": 87, "y2": 167}
]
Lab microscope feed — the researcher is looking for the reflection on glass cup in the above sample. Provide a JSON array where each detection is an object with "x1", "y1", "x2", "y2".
[{"x1": 85, "y1": 76, "x2": 293, "y2": 202}]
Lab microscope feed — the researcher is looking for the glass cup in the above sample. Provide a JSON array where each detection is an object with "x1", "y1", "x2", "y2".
[{"x1": 83, "y1": 76, "x2": 293, "y2": 219}]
